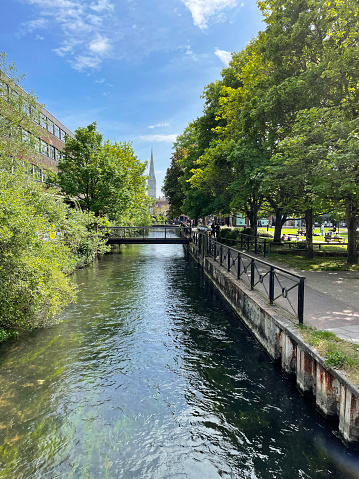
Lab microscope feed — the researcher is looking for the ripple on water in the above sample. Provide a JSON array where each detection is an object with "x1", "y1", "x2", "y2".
[{"x1": 0, "y1": 246, "x2": 359, "y2": 478}]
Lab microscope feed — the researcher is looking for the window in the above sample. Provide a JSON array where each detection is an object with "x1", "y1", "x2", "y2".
[
  {"x1": 60, "y1": 129, "x2": 66, "y2": 141},
  {"x1": 40, "y1": 139, "x2": 48, "y2": 156},
  {"x1": 55, "y1": 148, "x2": 62, "y2": 161},
  {"x1": 54, "y1": 124, "x2": 60, "y2": 138},
  {"x1": 27, "y1": 163, "x2": 34, "y2": 176},
  {"x1": 34, "y1": 166, "x2": 42, "y2": 181},
  {"x1": 31, "y1": 107, "x2": 40, "y2": 124},
  {"x1": 22, "y1": 129, "x2": 30, "y2": 144},
  {"x1": 40, "y1": 113, "x2": 47, "y2": 129},
  {"x1": 33, "y1": 138, "x2": 41, "y2": 153},
  {"x1": 0, "y1": 80, "x2": 8, "y2": 98},
  {"x1": 47, "y1": 119, "x2": 54, "y2": 134},
  {"x1": 48, "y1": 145, "x2": 55, "y2": 160}
]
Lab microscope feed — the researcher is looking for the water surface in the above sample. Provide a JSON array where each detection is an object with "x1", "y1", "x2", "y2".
[{"x1": 0, "y1": 244, "x2": 359, "y2": 478}]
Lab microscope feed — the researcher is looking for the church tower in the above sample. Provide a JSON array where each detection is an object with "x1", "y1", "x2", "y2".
[{"x1": 148, "y1": 148, "x2": 157, "y2": 198}]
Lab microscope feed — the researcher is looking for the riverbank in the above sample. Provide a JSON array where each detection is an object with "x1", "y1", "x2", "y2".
[{"x1": 186, "y1": 238, "x2": 359, "y2": 446}]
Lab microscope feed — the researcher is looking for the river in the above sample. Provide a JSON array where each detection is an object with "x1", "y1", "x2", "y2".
[{"x1": 0, "y1": 244, "x2": 359, "y2": 478}]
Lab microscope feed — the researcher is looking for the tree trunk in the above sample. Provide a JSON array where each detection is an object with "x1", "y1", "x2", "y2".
[
  {"x1": 247, "y1": 208, "x2": 258, "y2": 237},
  {"x1": 273, "y1": 210, "x2": 287, "y2": 244},
  {"x1": 305, "y1": 208, "x2": 314, "y2": 259},
  {"x1": 346, "y1": 201, "x2": 358, "y2": 264}
]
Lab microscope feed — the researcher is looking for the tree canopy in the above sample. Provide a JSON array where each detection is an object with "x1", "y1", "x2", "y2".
[
  {"x1": 164, "y1": 0, "x2": 359, "y2": 262},
  {"x1": 57, "y1": 122, "x2": 152, "y2": 224}
]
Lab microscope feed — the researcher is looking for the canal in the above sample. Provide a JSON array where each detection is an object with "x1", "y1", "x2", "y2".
[{"x1": 0, "y1": 244, "x2": 359, "y2": 478}]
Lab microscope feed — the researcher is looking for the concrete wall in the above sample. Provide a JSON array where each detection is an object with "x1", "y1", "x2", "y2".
[{"x1": 186, "y1": 241, "x2": 359, "y2": 446}]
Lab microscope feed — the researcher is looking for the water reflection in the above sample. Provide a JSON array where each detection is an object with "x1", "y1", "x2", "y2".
[{"x1": 0, "y1": 244, "x2": 358, "y2": 478}]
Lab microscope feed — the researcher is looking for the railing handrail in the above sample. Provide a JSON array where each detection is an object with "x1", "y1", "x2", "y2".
[
  {"x1": 195, "y1": 232, "x2": 305, "y2": 323},
  {"x1": 208, "y1": 236, "x2": 305, "y2": 281}
]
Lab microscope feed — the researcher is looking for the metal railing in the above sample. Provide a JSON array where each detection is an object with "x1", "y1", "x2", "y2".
[
  {"x1": 201, "y1": 234, "x2": 305, "y2": 324},
  {"x1": 98, "y1": 225, "x2": 192, "y2": 239},
  {"x1": 219, "y1": 232, "x2": 269, "y2": 257}
]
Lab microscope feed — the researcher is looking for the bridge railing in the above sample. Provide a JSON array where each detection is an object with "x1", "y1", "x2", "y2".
[
  {"x1": 194, "y1": 232, "x2": 305, "y2": 324},
  {"x1": 98, "y1": 226, "x2": 192, "y2": 240}
]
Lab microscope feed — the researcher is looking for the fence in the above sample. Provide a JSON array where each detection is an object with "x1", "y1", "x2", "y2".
[{"x1": 197, "y1": 233, "x2": 305, "y2": 324}]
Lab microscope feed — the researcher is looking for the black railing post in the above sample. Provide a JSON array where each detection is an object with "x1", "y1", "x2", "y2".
[
  {"x1": 237, "y1": 252, "x2": 241, "y2": 280},
  {"x1": 298, "y1": 277, "x2": 305, "y2": 324},
  {"x1": 214, "y1": 241, "x2": 217, "y2": 261},
  {"x1": 220, "y1": 245, "x2": 223, "y2": 266},
  {"x1": 250, "y1": 258, "x2": 255, "y2": 290},
  {"x1": 228, "y1": 248, "x2": 231, "y2": 271},
  {"x1": 269, "y1": 266, "x2": 275, "y2": 304}
]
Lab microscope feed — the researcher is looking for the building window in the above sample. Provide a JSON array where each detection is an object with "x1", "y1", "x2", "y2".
[
  {"x1": 40, "y1": 139, "x2": 48, "y2": 156},
  {"x1": 0, "y1": 80, "x2": 8, "y2": 98},
  {"x1": 60, "y1": 129, "x2": 66, "y2": 141},
  {"x1": 31, "y1": 108, "x2": 40, "y2": 124},
  {"x1": 34, "y1": 166, "x2": 42, "y2": 182},
  {"x1": 55, "y1": 148, "x2": 62, "y2": 161},
  {"x1": 47, "y1": 119, "x2": 54, "y2": 135},
  {"x1": 34, "y1": 138, "x2": 41, "y2": 154},
  {"x1": 22, "y1": 129, "x2": 30, "y2": 144},
  {"x1": 48, "y1": 145, "x2": 55, "y2": 160},
  {"x1": 40, "y1": 113, "x2": 47, "y2": 129},
  {"x1": 54, "y1": 124, "x2": 60, "y2": 138}
]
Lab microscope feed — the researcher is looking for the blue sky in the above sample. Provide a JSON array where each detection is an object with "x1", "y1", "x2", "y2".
[{"x1": 1, "y1": 0, "x2": 264, "y2": 194}]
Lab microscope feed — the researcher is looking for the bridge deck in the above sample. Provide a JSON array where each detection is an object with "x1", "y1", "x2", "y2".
[
  {"x1": 107, "y1": 238, "x2": 191, "y2": 245},
  {"x1": 100, "y1": 226, "x2": 193, "y2": 245}
]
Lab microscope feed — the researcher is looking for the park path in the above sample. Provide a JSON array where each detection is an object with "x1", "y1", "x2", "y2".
[{"x1": 268, "y1": 258, "x2": 359, "y2": 343}]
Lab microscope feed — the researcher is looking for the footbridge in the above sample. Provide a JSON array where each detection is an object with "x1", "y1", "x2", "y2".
[{"x1": 99, "y1": 226, "x2": 192, "y2": 245}]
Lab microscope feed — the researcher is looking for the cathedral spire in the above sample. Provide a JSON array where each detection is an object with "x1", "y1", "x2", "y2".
[{"x1": 148, "y1": 148, "x2": 157, "y2": 198}]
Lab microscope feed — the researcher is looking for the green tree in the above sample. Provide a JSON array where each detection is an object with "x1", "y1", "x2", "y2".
[
  {"x1": 162, "y1": 146, "x2": 186, "y2": 219},
  {"x1": 0, "y1": 51, "x2": 43, "y2": 171},
  {"x1": 57, "y1": 123, "x2": 150, "y2": 224},
  {"x1": 0, "y1": 170, "x2": 76, "y2": 331}
]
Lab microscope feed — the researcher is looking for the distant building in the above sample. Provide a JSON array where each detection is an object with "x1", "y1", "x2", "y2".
[
  {"x1": 0, "y1": 71, "x2": 74, "y2": 182},
  {"x1": 148, "y1": 148, "x2": 157, "y2": 198}
]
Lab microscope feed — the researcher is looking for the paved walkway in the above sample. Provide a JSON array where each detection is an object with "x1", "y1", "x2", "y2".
[{"x1": 267, "y1": 258, "x2": 359, "y2": 343}]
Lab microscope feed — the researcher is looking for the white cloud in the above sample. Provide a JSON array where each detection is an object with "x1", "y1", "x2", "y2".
[
  {"x1": 20, "y1": 0, "x2": 115, "y2": 71},
  {"x1": 181, "y1": 0, "x2": 238, "y2": 29},
  {"x1": 214, "y1": 48, "x2": 232, "y2": 65},
  {"x1": 89, "y1": 36, "x2": 111, "y2": 54},
  {"x1": 94, "y1": 78, "x2": 106, "y2": 84},
  {"x1": 90, "y1": 0, "x2": 114, "y2": 12},
  {"x1": 17, "y1": 17, "x2": 48, "y2": 37},
  {"x1": 148, "y1": 123, "x2": 170, "y2": 129},
  {"x1": 140, "y1": 134, "x2": 178, "y2": 143}
]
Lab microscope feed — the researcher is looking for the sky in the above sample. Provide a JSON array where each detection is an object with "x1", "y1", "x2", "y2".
[{"x1": 0, "y1": 0, "x2": 264, "y2": 195}]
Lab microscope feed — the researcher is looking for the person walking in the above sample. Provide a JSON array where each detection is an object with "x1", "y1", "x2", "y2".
[{"x1": 215, "y1": 224, "x2": 220, "y2": 239}]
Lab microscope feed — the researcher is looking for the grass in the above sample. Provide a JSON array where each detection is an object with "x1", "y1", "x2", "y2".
[
  {"x1": 268, "y1": 254, "x2": 359, "y2": 271},
  {"x1": 256, "y1": 227, "x2": 356, "y2": 271},
  {"x1": 299, "y1": 325, "x2": 359, "y2": 385}
]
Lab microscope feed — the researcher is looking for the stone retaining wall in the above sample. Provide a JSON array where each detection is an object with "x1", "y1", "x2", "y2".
[{"x1": 186, "y1": 240, "x2": 359, "y2": 446}]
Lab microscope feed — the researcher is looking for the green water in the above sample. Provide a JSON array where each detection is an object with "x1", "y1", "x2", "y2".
[{"x1": 0, "y1": 245, "x2": 359, "y2": 478}]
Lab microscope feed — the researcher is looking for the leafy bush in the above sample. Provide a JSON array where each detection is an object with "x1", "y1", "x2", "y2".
[
  {"x1": 241, "y1": 227, "x2": 253, "y2": 236},
  {"x1": 0, "y1": 328, "x2": 18, "y2": 343}
]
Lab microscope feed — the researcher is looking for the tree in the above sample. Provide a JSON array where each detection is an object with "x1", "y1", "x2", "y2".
[
  {"x1": 0, "y1": 170, "x2": 76, "y2": 330},
  {"x1": 0, "y1": 51, "x2": 43, "y2": 170},
  {"x1": 162, "y1": 146, "x2": 186, "y2": 218},
  {"x1": 57, "y1": 123, "x2": 151, "y2": 224}
]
